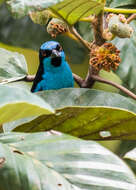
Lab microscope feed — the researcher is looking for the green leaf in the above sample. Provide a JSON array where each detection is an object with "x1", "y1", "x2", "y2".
[
  {"x1": 93, "y1": 70, "x2": 122, "y2": 93},
  {"x1": 6, "y1": 0, "x2": 64, "y2": 18},
  {"x1": 0, "y1": 48, "x2": 28, "y2": 84},
  {"x1": 124, "y1": 148, "x2": 136, "y2": 162},
  {"x1": 0, "y1": 132, "x2": 136, "y2": 190},
  {"x1": 113, "y1": 21, "x2": 136, "y2": 92},
  {"x1": 116, "y1": 141, "x2": 136, "y2": 174},
  {"x1": 11, "y1": 88, "x2": 136, "y2": 140},
  {"x1": 109, "y1": 0, "x2": 136, "y2": 8},
  {"x1": 0, "y1": 85, "x2": 54, "y2": 126},
  {"x1": 51, "y1": 0, "x2": 105, "y2": 25},
  {"x1": 0, "y1": 142, "x2": 75, "y2": 190}
]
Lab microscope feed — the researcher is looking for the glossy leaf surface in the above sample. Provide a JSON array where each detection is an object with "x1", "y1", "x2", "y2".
[
  {"x1": 0, "y1": 48, "x2": 27, "y2": 84},
  {"x1": 0, "y1": 142, "x2": 75, "y2": 190},
  {"x1": 124, "y1": 148, "x2": 136, "y2": 162},
  {"x1": 0, "y1": 85, "x2": 54, "y2": 127},
  {"x1": 0, "y1": 132, "x2": 136, "y2": 190},
  {"x1": 11, "y1": 88, "x2": 136, "y2": 140},
  {"x1": 51, "y1": 0, "x2": 104, "y2": 25},
  {"x1": 113, "y1": 21, "x2": 136, "y2": 92},
  {"x1": 109, "y1": 0, "x2": 136, "y2": 8}
]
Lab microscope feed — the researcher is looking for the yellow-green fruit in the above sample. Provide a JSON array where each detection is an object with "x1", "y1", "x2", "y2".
[{"x1": 108, "y1": 15, "x2": 133, "y2": 38}]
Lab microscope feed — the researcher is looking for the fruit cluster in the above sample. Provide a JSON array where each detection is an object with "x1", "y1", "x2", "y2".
[{"x1": 90, "y1": 43, "x2": 121, "y2": 72}]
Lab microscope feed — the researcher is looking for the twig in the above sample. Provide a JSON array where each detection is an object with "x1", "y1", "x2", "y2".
[
  {"x1": 73, "y1": 68, "x2": 96, "y2": 88},
  {"x1": 127, "y1": 13, "x2": 136, "y2": 23},
  {"x1": 25, "y1": 75, "x2": 35, "y2": 82},
  {"x1": 25, "y1": 73, "x2": 136, "y2": 100},
  {"x1": 70, "y1": 26, "x2": 91, "y2": 51},
  {"x1": 73, "y1": 73, "x2": 136, "y2": 100},
  {"x1": 91, "y1": 75, "x2": 136, "y2": 100},
  {"x1": 72, "y1": 73, "x2": 84, "y2": 87}
]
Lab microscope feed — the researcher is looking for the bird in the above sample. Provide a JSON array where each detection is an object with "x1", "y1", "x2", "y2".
[{"x1": 31, "y1": 41, "x2": 74, "y2": 92}]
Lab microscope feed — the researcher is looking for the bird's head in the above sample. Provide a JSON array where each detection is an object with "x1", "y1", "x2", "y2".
[{"x1": 39, "y1": 41, "x2": 65, "y2": 68}]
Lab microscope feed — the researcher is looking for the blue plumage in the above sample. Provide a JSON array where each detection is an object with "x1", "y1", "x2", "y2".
[{"x1": 31, "y1": 41, "x2": 74, "y2": 92}]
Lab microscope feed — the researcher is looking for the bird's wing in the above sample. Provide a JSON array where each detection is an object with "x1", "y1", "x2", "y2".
[
  {"x1": 31, "y1": 66, "x2": 43, "y2": 92},
  {"x1": 31, "y1": 63, "x2": 44, "y2": 92},
  {"x1": 31, "y1": 49, "x2": 45, "y2": 92}
]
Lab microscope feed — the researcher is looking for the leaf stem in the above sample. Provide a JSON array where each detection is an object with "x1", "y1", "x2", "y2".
[
  {"x1": 127, "y1": 13, "x2": 136, "y2": 23},
  {"x1": 80, "y1": 15, "x2": 94, "y2": 22},
  {"x1": 70, "y1": 26, "x2": 91, "y2": 51},
  {"x1": 25, "y1": 75, "x2": 35, "y2": 82},
  {"x1": 104, "y1": 7, "x2": 136, "y2": 14}
]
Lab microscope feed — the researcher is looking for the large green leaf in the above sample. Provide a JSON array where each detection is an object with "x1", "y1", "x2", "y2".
[
  {"x1": 124, "y1": 148, "x2": 136, "y2": 161},
  {"x1": 113, "y1": 21, "x2": 136, "y2": 92},
  {"x1": 10, "y1": 88, "x2": 136, "y2": 140},
  {"x1": 0, "y1": 132, "x2": 136, "y2": 190},
  {"x1": 0, "y1": 85, "x2": 54, "y2": 127},
  {"x1": 51, "y1": 0, "x2": 105, "y2": 25},
  {"x1": 0, "y1": 143, "x2": 75, "y2": 190},
  {"x1": 0, "y1": 48, "x2": 28, "y2": 84},
  {"x1": 116, "y1": 140, "x2": 136, "y2": 174}
]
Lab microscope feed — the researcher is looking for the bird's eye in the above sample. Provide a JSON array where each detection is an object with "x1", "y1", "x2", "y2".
[
  {"x1": 45, "y1": 50, "x2": 52, "y2": 57},
  {"x1": 56, "y1": 45, "x2": 62, "y2": 51},
  {"x1": 41, "y1": 49, "x2": 52, "y2": 57}
]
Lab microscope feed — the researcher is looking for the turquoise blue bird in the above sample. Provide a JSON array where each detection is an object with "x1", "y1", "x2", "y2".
[{"x1": 31, "y1": 41, "x2": 74, "y2": 92}]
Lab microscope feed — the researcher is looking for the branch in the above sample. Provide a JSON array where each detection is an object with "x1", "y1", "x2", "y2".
[
  {"x1": 25, "y1": 74, "x2": 136, "y2": 100},
  {"x1": 91, "y1": 75, "x2": 136, "y2": 100},
  {"x1": 73, "y1": 73, "x2": 136, "y2": 100},
  {"x1": 25, "y1": 75, "x2": 35, "y2": 82},
  {"x1": 72, "y1": 73, "x2": 84, "y2": 87},
  {"x1": 127, "y1": 13, "x2": 136, "y2": 23},
  {"x1": 91, "y1": 11, "x2": 105, "y2": 46},
  {"x1": 70, "y1": 26, "x2": 91, "y2": 51},
  {"x1": 104, "y1": 7, "x2": 136, "y2": 14}
]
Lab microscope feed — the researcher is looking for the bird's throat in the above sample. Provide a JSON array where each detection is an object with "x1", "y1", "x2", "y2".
[{"x1": 51, "y1": 57, "x2": 61, "y2": 67}]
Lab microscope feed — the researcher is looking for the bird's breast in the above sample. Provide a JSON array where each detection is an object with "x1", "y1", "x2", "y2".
[{"x1": 42, "y1": 65, "x2": 74, "y2": 90}]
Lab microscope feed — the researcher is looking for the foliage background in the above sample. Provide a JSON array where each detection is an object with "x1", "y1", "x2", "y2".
[{"x1": 0, "y1": 0, "x2": 136, "y2": 174}]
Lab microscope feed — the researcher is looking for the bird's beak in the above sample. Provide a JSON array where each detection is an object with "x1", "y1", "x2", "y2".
[{"x1": 51, "y1": 49, "x2": 60, "y2": 58}]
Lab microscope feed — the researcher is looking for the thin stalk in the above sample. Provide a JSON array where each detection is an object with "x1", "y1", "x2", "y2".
[
  {"x1": 127, "y1": 13, "x2": 136, "y2": 23},
  {"x1": 104, "y1": 7, "x2": 136, "y2": 14},
  {"x1": 80, "y1": 16, "x2": 94, "y2": 22},
  {"x1": 70, "y1": 26, "x2": 91, "y2": 51}
]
